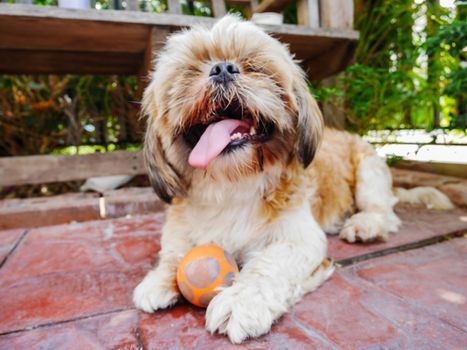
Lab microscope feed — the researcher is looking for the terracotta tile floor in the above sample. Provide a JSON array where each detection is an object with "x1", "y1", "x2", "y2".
[{"x1": 0, "y1": 204, "x2": 466, "y2": 349}]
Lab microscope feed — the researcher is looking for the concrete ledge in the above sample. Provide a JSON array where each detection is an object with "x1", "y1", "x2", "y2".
[
  {"x1": 1, "y1": 169, "x2": 465, "y2": 230},
  {"x1": 0, "y1": 188, "x2": 163, "y2": 230}
]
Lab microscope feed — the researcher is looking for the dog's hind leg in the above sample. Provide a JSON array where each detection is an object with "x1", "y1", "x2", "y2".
[{"x1": 339, "y1": 154, "x2": 401, "y2": 243}]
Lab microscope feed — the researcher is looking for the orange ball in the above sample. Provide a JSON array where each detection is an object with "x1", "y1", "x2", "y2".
[{"x1": 176, "y1": 244, "x2": 239, "y2": 308}]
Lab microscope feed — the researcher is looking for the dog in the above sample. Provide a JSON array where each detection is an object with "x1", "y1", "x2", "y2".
[{"x1": 133, "y1": 15, "x2": 454, "y2": 343}]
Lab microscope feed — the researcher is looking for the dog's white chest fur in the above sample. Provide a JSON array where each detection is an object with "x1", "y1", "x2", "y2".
[
  {"x1": 179, "y1": 200, "x2": 261, "y2": 256},
  {"x1": 171, "y1": 172, "x2": 276, "y2": 258}
]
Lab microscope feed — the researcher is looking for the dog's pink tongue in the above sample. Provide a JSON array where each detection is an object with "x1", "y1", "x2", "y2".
[{"x1": 189, "y1": 119, "x2": 248, "y2": 169}]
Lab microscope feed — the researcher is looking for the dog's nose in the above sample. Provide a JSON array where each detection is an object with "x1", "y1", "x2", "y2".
[{"x1": 209, "y1": 62, "x2": 240, "y2": 82}]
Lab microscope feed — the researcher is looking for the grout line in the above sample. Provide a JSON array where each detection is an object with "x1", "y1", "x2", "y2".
[
  {"x1": 289, "y1": 315, "x2": 340, "y2": 350},
  {"x1": 336, "y1": 229, "x2": 465, "y2": 267},
  {"x1": 0, "y1": 229, "x2": 29, "y2": 270},
  {"x1": 0, "y1": 307, "x2": 134, "y2": 337},
  {"x1": 134, "y1": 324, "x2": 146, "y2": 350},
  {"x1": 336, "y1": 268, "x2": 467, "y2": 338}
]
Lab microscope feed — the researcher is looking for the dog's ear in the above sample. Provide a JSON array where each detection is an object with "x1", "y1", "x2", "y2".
[
  {"x1": 142, "y1": 84, "x2": 186, "y2": 204},
  {"x1": 293, "y1": 80, "x2": 323, "y2": 168}
]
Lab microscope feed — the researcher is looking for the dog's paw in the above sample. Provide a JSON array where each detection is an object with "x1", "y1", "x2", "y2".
[
  {"x1": 339, "y1": 212, "x2": 389, "y2": 243},
  {"x1": 133, "y1": 271, "x2": 179, "y2": 313},
  {"x1": 205, "y1": 284, "x2": 278, "y2": 343}
]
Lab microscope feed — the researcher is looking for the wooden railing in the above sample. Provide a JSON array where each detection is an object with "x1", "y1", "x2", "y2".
[{"x1": 0, "y1": 151, "x2": 145, "y2": 187}]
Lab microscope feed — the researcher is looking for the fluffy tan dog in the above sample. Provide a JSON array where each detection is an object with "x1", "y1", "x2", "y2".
[{"x1": 133, "y1": 15, "x2": 453, "y2": 343}]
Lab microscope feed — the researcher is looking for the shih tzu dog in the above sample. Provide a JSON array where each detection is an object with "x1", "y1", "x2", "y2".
[{"x1": 133, "y1": 15, "x2": 453, "y2": 343}]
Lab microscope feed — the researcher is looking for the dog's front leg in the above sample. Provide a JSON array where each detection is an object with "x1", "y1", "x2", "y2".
[
  {"x1": 133, "y1": 223, "x2": 192, "y2": 313},
  {"x1": 205, "y1": 215, "x2": 330, "y2": 343}
]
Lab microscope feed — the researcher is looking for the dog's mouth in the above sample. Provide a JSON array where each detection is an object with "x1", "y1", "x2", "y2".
[{"x1": 184, "y1": 102, "x2": 273, "y2": 168}]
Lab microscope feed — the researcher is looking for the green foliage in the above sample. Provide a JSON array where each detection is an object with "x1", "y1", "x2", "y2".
[
  {"x1": 0, "y1": 75, "x2": 141, "y2": 156},
  {"x1": 51, "y1": 143, "x2": 142, "y2": 155},
  {"x1": 181, "y1": 0, "x2": 212, "y2": 17},
  {"x1": 2, "y1": 0, "x2": 465, "y2": 158},
  {"x1": 343, "y1": 64, "x2": 419, "y2": 131},
  {"x1": 32, "y1": 0, "x2": 58, "y2": 5},
  {"x1": 385, "y1": 154, "x2": 404, "y2": 167},
  {"x1": 354, "y1": 0, "x2": 419, "y2": 67},
  {"x1": 225, "y1": 4, "x2": 247, "y2": 18},
  {"x1": 426, "y1": 18, "x2": 466, "y2": 118},
  {"x1": 445, "y1": 66, "x2": 466, "y2": 98},
  {"x1": 426, "y1": 19, "x2": 466, "y2": 57},
  {"x1": 313, "y1": 0, "x2": 466, "y2": 134},
  {"x1": 283, "y1": 0, "x2": 298, "y2": 25}
]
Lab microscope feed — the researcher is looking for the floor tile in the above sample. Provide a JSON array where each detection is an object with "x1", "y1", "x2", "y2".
[
  {"x1": 0, "y1": 310, "x2": 140, "y2": 350},
  {"x1": 328, "y1": 204, "x2": 467, "y2": 261}
]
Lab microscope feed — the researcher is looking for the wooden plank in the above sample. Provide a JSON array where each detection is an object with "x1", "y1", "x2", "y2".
[
  {"x1": 146, "y1": 27, "x2": 172, "y2": 69},
  {"x1": 297, "y1": 0, "x2": 319, "y2": 28},
  {"x1": 212, "y1": 0, "x2": 227, "y2": 18},
  {"x1": 0, "y1": 4, "x2": 357, "y2": 39},
  {"x1": 227, "y1": 0, "x2": 253, "y2": 4},
  {"x1": 167, "y1": 0, "x2": 181, "y2": 14},
  {"x1": 0, "y1": 49, "x2": 142, "y2": 75},
  {"x1": 393, "y1": 160, "x2": 467, "y2": 179},
  {"x1": 138, "y1": 27, "x2": 172, "y2": 96},
  {"x1": 0, "y1": 151, "x2": 145, "y2": 187},
  {"x1": 126, "y1": 0, "x2": 139, "y2": 11},
  {"x1": 321, "y1": 75, "x2": 346, "y2": 128},
  {"x1": 0, "y1": 193, "x2": 101, "y2": 230},
  {"x1": 0, "y1": 188, "x2": 164, "y2": 229},
  {"x1": 0, "y1": 4, "x2": 358, "y2": 78},
  {"x1": 0, "y1": 4, "x2": 215, "y2": 27},
  {"x1": 303, "y1": 39, "x2": 356, "y2": 80},
  {"x1": 0, "y1": 16, "x2": 149, "y2": 53},
  {"x1": 319, "y1": 0, "x2": 354, "y2": 29},
  {"x1": 273, "y1": 34, "x2": 332, "y2": 58},
  {"x1": 254, "y1": 0, "x2": 292, "y2": 13}
]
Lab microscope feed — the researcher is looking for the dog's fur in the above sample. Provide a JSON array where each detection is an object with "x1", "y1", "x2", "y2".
[{"x1": 133, "y1": 15, "x2": 454, "y2": 343}]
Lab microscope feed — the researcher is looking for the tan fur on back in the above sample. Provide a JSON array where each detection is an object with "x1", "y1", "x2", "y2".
[{"x1": 309, "y1": 128, "x2": 376, "y2": 232}]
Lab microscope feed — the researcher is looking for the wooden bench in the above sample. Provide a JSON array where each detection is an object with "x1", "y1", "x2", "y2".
[
  {"x1": 0, "y1": 1, "x2": 358, "y2": 188},
  {"x1": 0, "y1": 2, "x2": 357, "y2": 80}
]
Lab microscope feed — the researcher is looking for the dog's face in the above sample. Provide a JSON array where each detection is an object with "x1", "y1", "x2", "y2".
[{"x1": 143, "y1": 15, "x2": 323, "y2": 203}]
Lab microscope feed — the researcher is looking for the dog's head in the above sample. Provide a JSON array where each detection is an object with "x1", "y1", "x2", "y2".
[{"x1": 143, "y1": 15, "x2": 323, "y2": 203}]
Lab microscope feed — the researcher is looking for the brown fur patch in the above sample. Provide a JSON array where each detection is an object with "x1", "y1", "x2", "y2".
[
  {"x1": 186, "y1": 86, "x2": 212, "y2": 127},
  {"x1": 307, "y1": 128, "x2": 377, "y2": 230},
  {"x1": 261, "y1": 161, "x2": 307, "y2": 222}
]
